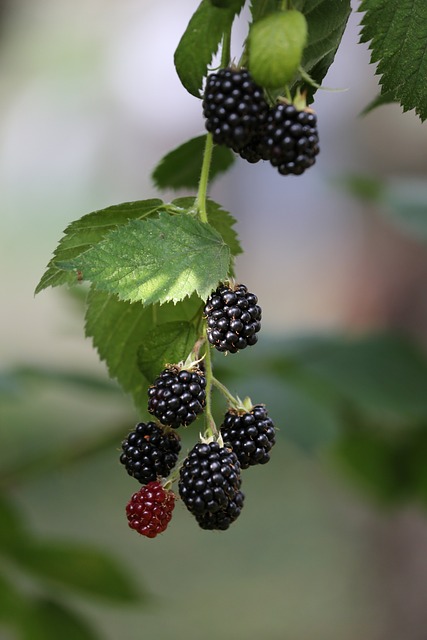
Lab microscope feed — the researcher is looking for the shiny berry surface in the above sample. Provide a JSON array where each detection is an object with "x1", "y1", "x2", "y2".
[
  {"x1": 126, "y1": 481, "x2": 175, "y2": 538},
  {"x1": 148, "y1": 366, "x2": 207, "y2": 428},
  {"x1": 221, "y1": 405, "x2": 276, "y2": 469}
]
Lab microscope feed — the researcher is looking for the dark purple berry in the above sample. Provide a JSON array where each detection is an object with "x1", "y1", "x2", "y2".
[
  {"x1": 220, "y1": 405, "x2": 276, "y2": 469},
  {"x1": 120, "y1": 421, "x2": 181, "y2": 484},
  {"x1": 178, "y1": 442, "x2": 242, "y2": 520},
  {"x1": 203, "y1": 68, "x2": 269, "y2": 151},
  {"x1": 148, "y1": 366, "x2": 207, "y2": 428},
  {"x1": 204, "y1": 283, "x2": 262, "y2": 353}
]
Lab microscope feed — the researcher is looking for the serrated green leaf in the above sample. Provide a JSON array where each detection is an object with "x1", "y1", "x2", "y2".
[
  {"x1": 36, "y1": 199, "x2": 164, "y2": 294},
  {"x1": 172, "y1": 197, "x2": 242, "y2": 259},
  {"x1": 174, "y1": 0, "x2": 244, "y2": 97},
  {"x1": 291, "y1": 0, "x2": 352, "y2": 101},
  {"x1": 64, "y1": 212, "x2": 230, "y2": 305},
  {"x1": 85, "y1": 289, "x2": 203, "y2": 410},
  {"x1": 20, "y1": 599, "x2": 99, "y2": 640},
  {"x1": 360, "y1": 0, "x2": 427, "y2": 121},
  {"x1": 11, "y1": 540, "x2": 140, "y2": 603},
  {"x1": 152, "y1": 135, "x2": 235, "y2": 190},
  {"x1": 137, "y1": 321, "x2": 198, "y2": 381}
]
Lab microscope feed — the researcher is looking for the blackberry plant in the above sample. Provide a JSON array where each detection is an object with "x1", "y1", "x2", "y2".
[{"x1": 35, "y1": 0, "x2": 424, "y2": 540}]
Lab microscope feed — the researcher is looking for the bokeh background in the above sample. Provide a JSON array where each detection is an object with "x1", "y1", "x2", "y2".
[{"x1": 2, "y1": 1, "x2": 427, "y2": 639}]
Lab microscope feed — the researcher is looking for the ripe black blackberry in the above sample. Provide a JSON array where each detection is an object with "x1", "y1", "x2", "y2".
[
  {"x1": 196, "y1": 491, "x2": 245, "y2": 530},
  {"x1": 262, "y1": 102, "x2": 320, "y2": 175},
  {"x1": 126, "y1": 481, "x2": 175, "y2": 538},
  {"x1": 203, "y1": 67, "x2": 269, "y2": 151},
  {"x1": 178, "y1": 441, "x2": 242, "y2": 516},
  {"x1": 204, "y1": 283, "x2": 261, "y2": 353},
  {"x1": 148, "y1": 366, "x2": 206, "y2": 428},
  {"x1": 120, "y1": 421, "x2": 181, "y2": 484},
  {"x1": 220, "y1": 405, "x2": 276, "y2": 469}
]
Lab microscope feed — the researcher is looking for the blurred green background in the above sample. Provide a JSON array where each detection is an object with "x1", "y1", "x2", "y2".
[{"x1": 2, "y1": 1, "x2": 427, "y2": 639}]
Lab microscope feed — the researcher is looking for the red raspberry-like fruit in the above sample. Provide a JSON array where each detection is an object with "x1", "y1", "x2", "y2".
[{"x1": 126, "y1": 481, "x2": 175, "y2": 538}]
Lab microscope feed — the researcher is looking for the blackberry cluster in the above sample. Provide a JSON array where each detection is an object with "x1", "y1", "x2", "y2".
[
  {"x1": 196, "y1": 490, "x2": 245, "y2": 530},
  {"x1": 120, "y1": 421, "x2": 181, "y2": 484},
  {"x1": 178, "y1": 442, "x2": 243, "y2": 527},
  {"x1": 204, "y1": 283, "x2": 262, "y2": 353},
  {"x1": 263, "y1": 102, "x2": 320, "y2": 175},
  {"x1": 148, "y1": 366, "x2": 206, "y2": 428},
  {"x1": 203, "y1": 67, "x2": 320, "y2": 176},
  {"x1": 126, "y1": 481, "x2": 175, "y2": 538},
  {"x1": 221, "y1": 405, "x2": 276, "y2": 469},
  {"x1": 203, "y1": 67, "x2": 269, "y2": 151}
]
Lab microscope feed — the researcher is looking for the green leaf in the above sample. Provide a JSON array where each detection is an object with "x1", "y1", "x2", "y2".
[
  {"x1": 288, "y1": 334, "x2": 427, "y2": 422},
  {"x1": 137, "y1": 321, "x2": 198, "y2": 381},
  {"x1": 360, "y1": 90, "x2": 397, "y2": 116},
  {"x1": 249, "y1": 11, "x2": 308, "y2": 88},
  {"x1": 340, "y1": 175, "x2": 427, "y2": 245},
  {"x1": 11, "y1": 540, "x2": 140, "y2": 603},
  {"x1": 152, "y1": 135, "x2": 235, "y2": 190},
  {"x1": 172, "y1": 197, "x2": 242, "y2": 259},
  {"x1": 293, "y1": 0, "x2": 352, "y2": 101},
  {"x1": 250, "y1": 0, "x2": 277, "y2": 23},
  {"x1": 335, "y1": 174, "x2": 385, "y2": 202},
  {"x1": 360, "y1": 0, "x2": 427, "y2": 121},
  {"x1": 174, "y1": 0, "x2": 244, "y2": 97},
  {"x1": 36, "y1": 199, "x2": 164, "y2": 294},
  {"x1": 20, "y1": 599, "x2": 99, "y2": 640},
  {"x1": 63, "y1": 212, "x2": 230, "y2": 305},
  {"x1": 383, "y1": 180, "x2": 427, "y2": 243},
  {"x1": 0, "y1": 494, "x2": 26, "y2": 548},
  {"x1": 0, "y1": 573, "x2": 27, "y2": 625},
  {"x1": 85, "y1": 289, "x2": 203, "y2": 410}
]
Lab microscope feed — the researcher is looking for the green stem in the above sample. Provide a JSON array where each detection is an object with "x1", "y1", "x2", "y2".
[
  {"x1": 211, "y1": 376, "x2": 238, "y2": 406},
  {"x1": 202, "y1": 333, "x2": 218, "y2": 439},
  {"x1": 221, "y1": 28, "x2": 231, "y2": 68},
  {"x1": 195, "y1": 133, "x2": 214, "y2": 224}
]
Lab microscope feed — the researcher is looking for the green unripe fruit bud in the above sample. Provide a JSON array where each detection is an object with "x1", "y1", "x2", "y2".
[{"x1": 248, "y1": 10, "x2": 308, "y2": 88}]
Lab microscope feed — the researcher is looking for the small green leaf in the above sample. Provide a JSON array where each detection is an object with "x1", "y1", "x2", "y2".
[
  {"x1": 85, "y1": 289, "x2": 203, "y2": 410},
  {"x1": 137, "y1": 321, "x2": 198, "y2": 381},
  {"x1": 64, "y1": 212, "x2": 230, "y2": 305},
  {"x1": 152, "y1": 135, "x2": 235, "y2": 190},
  {"x1": 36, "y1": 199, "x2": 164, "y2": 294},
  {"x1": 20, "y1": 599, "x2": 99, "y2": 640},
  {"x1": 11, "y1": 540, "x2": 140, "y2": 603},
  {"x1": 360, "y1": 0, "x2": 427, "y2": 121},
  {"x1": 174, "y1": 0, "x2": 244, "y2": 97},
  {"x1": 172, "y1": 197, "x2": 242, "y2": 259},
  {"x1": 293, "y1": 0, "x2": 352, "y2": 101},
  {"x1": 249, "y1": 11, "x2": 308, "y2": 88}
]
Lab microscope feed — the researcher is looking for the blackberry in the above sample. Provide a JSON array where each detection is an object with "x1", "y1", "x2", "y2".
[
  {"x1": 196, "y1": 491, "x2": 245, "y2": 530},
  {"x1": 204, "y1": 283, "x2": 262, "y2": 353},
  {"x1": 178, "y1": 441, "x2": 242, "y2": 516},
  {"x1": 262, "y1": 102, "x2": 320, "y2": 175},
  {"x1": 203, "y1": 67, "x2": 269, "y2": 151},
  {"x1": 220, "y1": 405, "x2": 276, "y2": 469},
  {"x1": 126, "y1": 481, "x2": 175, "y2": 538},
  {"x1": 148, "y1": 366, "x2": 206, "y2": 428},
  {"x1": 120, "y1": 421, "x2": 181, "y2": 484}
]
